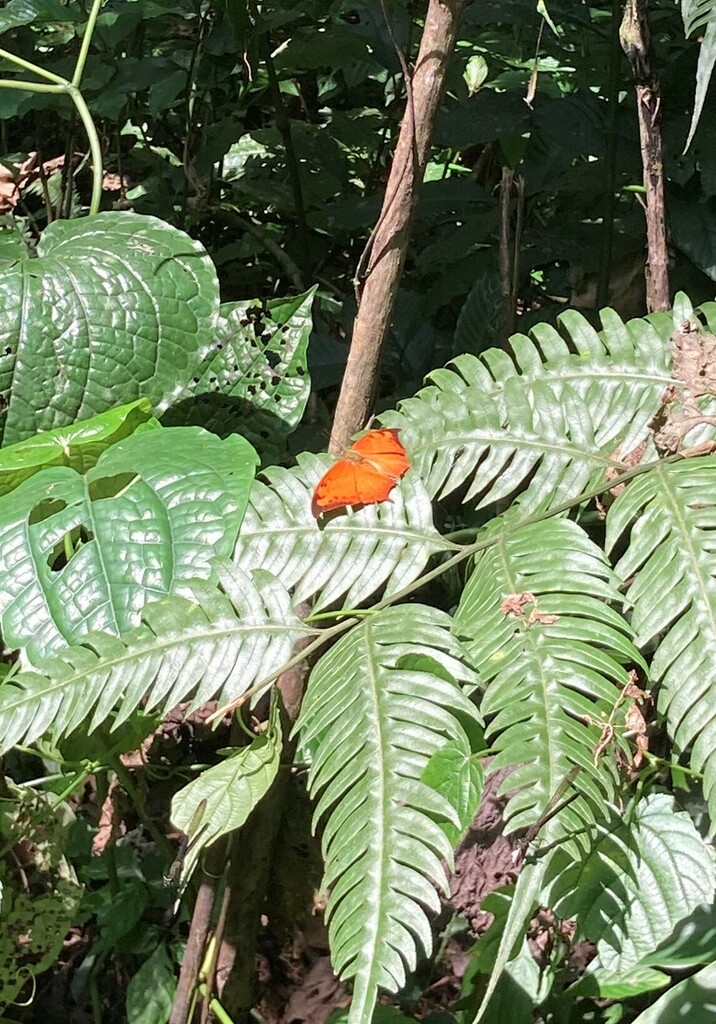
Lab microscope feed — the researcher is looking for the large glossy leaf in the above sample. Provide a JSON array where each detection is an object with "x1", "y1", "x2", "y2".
[
  {"x1": 455, "y1": 515, "x2": 639, "y2": 834},
  {"x1": 607, "y1": 458, "x2": 716, "y2": 822},
  {"x1": 0, "y1": 399, "x2": 156, "y2": 497},
  {"x1": 545, "y1": 794, "x2": 716, "y2": 973},
  {"x1": 385, "y1": 307, "x2": 670, "y2": 510},
  {"x1": 234, "y1": 452, "x2": 449, "y2": 612},
  {"x1": 0, "y1": 562, "x2": 308, "y2": 754},
  {"x1": 0, "y1": 426, "x2": 258, "y2": 663},
  {"x1": 296, "y1": 605, "x2": 480, "y2": 1024},
  {"x1": 0, "y1": 212, "x2": 219, "y2": 445}
]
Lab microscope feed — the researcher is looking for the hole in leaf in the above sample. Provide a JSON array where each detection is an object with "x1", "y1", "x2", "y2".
[
  {"x1": 29, "y1": 498, "x2": 68, "y2": 525},
  {"x1": 87, "y1": 472, "x2": 138, "y2": 502},
  {"x1": 47, "y1": 524, "x2": 95, "y2": 572}
]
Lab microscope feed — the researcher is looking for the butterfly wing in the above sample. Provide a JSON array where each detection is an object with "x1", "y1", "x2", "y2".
[
  {"x1": 350, "y1": 428, "x2": 410, "y2": 479},
  {"x1": 311, "y1": 429, "x2": 410, "y2": 516}
]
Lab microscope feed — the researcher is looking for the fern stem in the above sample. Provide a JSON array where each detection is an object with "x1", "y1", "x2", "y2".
[{"x1": 212, "y1": 451, "x2": 687, "y2": 722}]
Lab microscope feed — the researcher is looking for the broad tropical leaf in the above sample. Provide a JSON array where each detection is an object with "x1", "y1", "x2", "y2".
[
  {"x1": 234, "y1": 453, "x2": 449, "y2": 611},
  {"x1": 171, "y1": 700, "x2": 283, "y2": 883},
  {"x1": 0, "y1": 563, "x2": 308, "y2": 754},
  {"x1": 296, "y1": 605, "x2": 480, "y2": 1024},
  {"x1": 163, "y1": 289, "x2": 314, "y2": 460},
  {"x1": 385, "y1": 307, "x2": 670, "y2": 510},
  {"x1": 0, "y1": 427, "x2": 258, "y2": 663},
  {"x1": 607, "y1": 457, "x2": 716, "y2": 821},
  {"x1": 545, "y1": 793, "x2": 716, "y2": 973},
  {"x1": 0, "y1": 212, "x2": 218, "y2": 444},
  {"x1": 455, "y1": 516, "x2": 640, "y2": 833}
]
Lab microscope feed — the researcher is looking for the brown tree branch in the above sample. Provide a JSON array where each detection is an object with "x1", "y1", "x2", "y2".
[
  {"x1": 620, "y1": 0, "x2": 669, "y2": 311},
  {"x1": 214, "y1": 614, "x2": 313, "y2": 1014},
  {"x1": 330, "y1": 0, "x2": 469, "y2": 452}
]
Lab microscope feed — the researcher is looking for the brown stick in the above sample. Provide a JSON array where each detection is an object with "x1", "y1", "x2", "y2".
[
  {"x1": 168, "y1": 837, "x2": 229, "y2": 1024},
  {"x1": 329, "y1": 0, "x2": 469, "y2": 452},
  {"x1": 498, "y1": 166, "x2": 516, "y2": 340},
  {"x1": 619, "y1": 0, "x2": 669, "y2": 311},
  {"x1": 214, "y1": 616, "x2": 313, "y2": 1012}
]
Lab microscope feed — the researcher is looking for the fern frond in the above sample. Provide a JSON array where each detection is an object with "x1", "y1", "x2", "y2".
[
  {"x1": 296, "y1": 606, "x2": 480, "y2": 1024},
  {"x1": 607, "y1": 457, "x2": 716, "y2": 819},
  {"x1": 0, "y1": 563, "x2": 308, "y2": 753},
  {"x1": 234, "y1": 453, "x2": 449, "y2": 611},
  {"x1": 681, "y1": 0, "x2": 716, "y2": 149},
  {"x1": 385, "y1": 308, "x2": 670, "y2": 510},
  {"x1": 455, "y1": 516, "x2": 640, "y2": 834},
  {"x1": 683, "y1": 0, "x2": 716, "y2": 36}
]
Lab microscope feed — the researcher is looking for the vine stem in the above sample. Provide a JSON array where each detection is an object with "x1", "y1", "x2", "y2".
[
  {"x1": 0, "y1": 0, "x2": 104, "y2": 216},
  {"x1": 72, "y1": 0, "x2": 104, "y2": 89}
]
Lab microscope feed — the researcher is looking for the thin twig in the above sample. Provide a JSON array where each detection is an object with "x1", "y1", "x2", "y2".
[
  {"x1": 597, "y1": 0, "x2": 623, "y2": 309},
  {"x1": 261, "y1": 39, "x2": 310, "y2": 271},
  {"x1": 499, "y1": 166, "x2": 515, "y2": 339},
  {"x1": 168, "y1": 837, "x2": 230, "y2": 1024},
  {"x1": 620, "y1": 0, "x2": 669, "y2": 310}
]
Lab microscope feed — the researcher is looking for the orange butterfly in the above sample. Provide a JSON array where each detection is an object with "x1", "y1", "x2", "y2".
[{"x1": 311, "y1": 428, "x2": 410, "y2": 517}]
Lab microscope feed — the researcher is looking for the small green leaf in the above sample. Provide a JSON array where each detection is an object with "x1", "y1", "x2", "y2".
[
  {"x1": 537, "y1": 0, "x2": 562, "y2": 37},
  {"x1": 463, "y1": 55, "x2": 488, "y2": 96},
  {"x1": 171, "y1": 703, "x2": 282, "y2": 882},
  {"x1": 126, "y1": 944, "x2": 176, "y2": 1024},
  {"x1": 568, "y1": 965, "x2": 670, "y2": 1000},
  {"x1": 0, "y1": 399, "x2": 157, "y2": 497},
  {"x1": 421, "y1": 740, "x2": 483, "y2": 847}
]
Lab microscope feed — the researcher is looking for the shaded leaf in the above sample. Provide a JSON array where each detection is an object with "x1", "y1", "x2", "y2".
[
  {"x1": 545, "y1": 794, "x2": 716, "y2": 973},
  {"x1": 0, "y1": 399, "x2": 156, "y2": 497},
  {"x1": 607, "y1": 458, "x2": 716, "y2": 822},
  {"x1": 171, "y1": 701, "x2": 282, "y2": 883}
]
